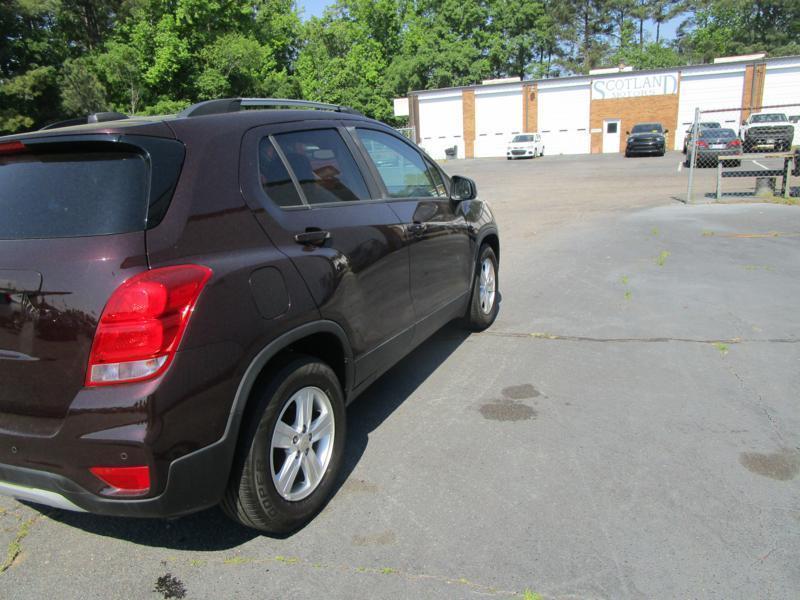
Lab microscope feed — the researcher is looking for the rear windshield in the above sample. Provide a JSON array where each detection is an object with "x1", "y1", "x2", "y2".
[
  {"x1": 700, "y1": 129, "x2": 736, "y2": 138},
  {"x1": 631, "y1": 123, "x2": 663, "y2": 133},
  {"x1": 750, "y1": 114, "x2": 787, "y2": 123},
  {"x1": 512, "y1": 135, "x2": 534, "y2": 142},
  {"x1": 0, "y1": 149, "x2": 147, "y2": 239}
]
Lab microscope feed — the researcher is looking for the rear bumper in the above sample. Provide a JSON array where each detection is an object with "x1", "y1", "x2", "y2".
[{"x1": 0, "y1": 436, "x2": 232, "y2": 518}]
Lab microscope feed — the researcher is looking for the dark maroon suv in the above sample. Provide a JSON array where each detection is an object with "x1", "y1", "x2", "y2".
[{"x1": 0, "y1": 98, "x2": 499, "y2": 533}]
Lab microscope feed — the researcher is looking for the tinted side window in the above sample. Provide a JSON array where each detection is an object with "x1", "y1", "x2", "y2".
[
  {"x1": 357, "y1": 129, "x2": 443, "y2": 198},
  {"x1": 258, "y1": 137, "x2": 303, "y2": 207},
  {"x1": 0, "y1": 150, "x2": 147, "y2": 239},
  {"x1": 273, "y1": 129, "x2": 370, "y2": 205},
  {"x1": 424, "y1": 158, "x2": 447, "y2": 197}
]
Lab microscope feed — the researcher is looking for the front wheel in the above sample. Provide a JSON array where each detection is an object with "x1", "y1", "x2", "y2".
[
  {"x1": 464, "y1": 244, "x2": 499, "y2": 331},
  {"x1": 222, "y1": 356, "x2": 346, "y2": 534}
]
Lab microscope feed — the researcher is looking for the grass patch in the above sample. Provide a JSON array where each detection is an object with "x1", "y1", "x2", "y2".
[
  {"x1": 380, "y1": 567, "x2": 397, "y2": 574},
  {"x1": 620, "y1": 275, "x2": 629, "y2": 285},
  {"x1": 275, "y1": 555, "x2": 298, "y2": 564},
  {"x1": 655, "y1": 250, "x2": 671, "y2": 267},
  {"x1": 522, "y1": 590, "x2": 543, "y2": 600},
  {"x1": 651, "y1": 227, "x2": 659, "y2": 236},
  {"x1": 713, "y1": 342, "x2": 729, "y2": 356},
  {"x1": 1, "y1": 516, "x2": 36, "y2": 572},
  {"x1": 223, "y1": 556, "x2": 252, "y2": 565}
]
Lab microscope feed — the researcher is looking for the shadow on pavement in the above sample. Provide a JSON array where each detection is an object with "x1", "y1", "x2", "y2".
[{"x1": 37, "y1": 322, "x2": 471, "y2": 549}]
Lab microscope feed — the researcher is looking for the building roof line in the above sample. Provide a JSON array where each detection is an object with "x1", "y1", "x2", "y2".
[{"x1": 407, "y1": 54, "x2": 800, "y2": 97}]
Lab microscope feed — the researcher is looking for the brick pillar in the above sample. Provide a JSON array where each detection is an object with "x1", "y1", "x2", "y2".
[
  {"x1": 523, "y1": 83, "x2": 538, "y2": 132},
  {"x1": 462, "y1": 90, "x2": 475, "y2": 159}
]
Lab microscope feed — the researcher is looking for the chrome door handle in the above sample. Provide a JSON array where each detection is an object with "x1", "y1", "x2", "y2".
[{"x1": 294, "y1": 229, "x2": 330, "y2": 246}]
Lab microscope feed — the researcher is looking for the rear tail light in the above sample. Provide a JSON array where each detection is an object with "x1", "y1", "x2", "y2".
[
  {"x1": 90, "y1": 466, "x2": 150, "y2": 496},
  {"x1": 696, "y1": 140, "x2": 709, "y2": 148},
  {"x1": 0, "y1": 140, "x2": 27, "y2": 155},
  {"x1": 728, "y1": 139, "x2": 742, "y2": 147},
  {"x1": 86, "y1": 265, "x2": 212, "y2": 386}
]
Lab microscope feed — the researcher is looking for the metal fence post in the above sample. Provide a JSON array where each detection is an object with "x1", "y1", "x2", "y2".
[{"x1": 686, "y1": 107, "x2": 700, "y2": 204}]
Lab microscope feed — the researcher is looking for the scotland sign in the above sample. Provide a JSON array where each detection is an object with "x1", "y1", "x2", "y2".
[{"x1": 592, "y1": 73, "x2": 679, "y2": 100}]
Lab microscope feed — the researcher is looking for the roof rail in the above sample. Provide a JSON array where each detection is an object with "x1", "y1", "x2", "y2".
[
  {"x1": 40, "y1": 111, "x2": 129, "y2": 130},
  {"x1": 178, "y1": 98, "x2": 363, "y2": 118}
]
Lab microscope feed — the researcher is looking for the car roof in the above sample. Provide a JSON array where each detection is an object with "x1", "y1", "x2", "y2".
[{"x1": 0, "y1": 108, "x2": 379, "y2": 143}]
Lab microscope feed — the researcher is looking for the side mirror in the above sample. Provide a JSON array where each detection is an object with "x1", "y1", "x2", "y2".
[{"x1": 451, "y1": 175, "x2": 477, "y2": 202}]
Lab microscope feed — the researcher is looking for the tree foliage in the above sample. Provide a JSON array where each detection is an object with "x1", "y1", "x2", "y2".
[{"x1": 0, "y1": 0, "x2": 798, "y2": 133}]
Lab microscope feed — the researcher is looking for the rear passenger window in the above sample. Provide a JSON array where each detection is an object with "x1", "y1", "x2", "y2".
[
  {"x1": 259, "y1": 138, "x2": 303, "y2": 207},
  {"x1": 273, "y1": 129, "x2": 370, "y2": 205},
  {"x1": 356, "y1": 129, "x2": 444, "y2": 198}
]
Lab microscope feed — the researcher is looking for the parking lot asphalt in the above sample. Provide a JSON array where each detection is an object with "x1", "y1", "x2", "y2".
[{"x1": 2, "y1": 152, "x2": 799, "y2": 599}]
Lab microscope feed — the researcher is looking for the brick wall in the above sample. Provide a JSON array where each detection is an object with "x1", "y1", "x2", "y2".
[
  {"x1": 523, "y1": 83, "x2": 538, "y2": 133},
  {"x1": 590, "y1": 92, "x2": 680, "y2": 153},
  {"x1": 462, "y1": 90, "x2": 475, "y2": 158}
]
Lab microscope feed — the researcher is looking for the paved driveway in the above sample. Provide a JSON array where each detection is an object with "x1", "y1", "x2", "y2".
[{"x1": 2, "y1": 152, "x2": 799, "y2": 599}]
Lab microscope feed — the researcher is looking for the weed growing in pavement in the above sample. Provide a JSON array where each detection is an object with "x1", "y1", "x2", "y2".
[
  {"x1": 620, "y1": 275, "x2": 629, "y2": 285},
  {"x1": 223, "y1": 556, "x2": 252, "y2": 565},
  {"x1": 713, "y1": 342, "x2": 729, "y2": 356},
  {"x1": 656, "y1": 250, "x2": 671, "y2": 266},
  {"x1": 522, "y1": 589, "x2": 543, "y2": 600},
  {"x1": 380, "y1": 567, "x2": 397, "y2": 574},
  {"x1": 1, "y1": 516, "x2": 36, "y2": 572},
  {"x1": 702, "y1": 230, "x2": 715, "y2": 237},
  {"x1": 651, "y1": 227, "x2": 659, "y2": 236},
  {"x1": 624, "y1": 290, "x2": 632, "y2": 301}
]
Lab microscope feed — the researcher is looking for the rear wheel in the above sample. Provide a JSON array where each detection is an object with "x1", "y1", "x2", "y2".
[
  {"x1": 222, "y1": 356, "x2": 345, "y2": 534},
  {"x1": 464, "y1": 244, "x2": 499, "y2": 331}
]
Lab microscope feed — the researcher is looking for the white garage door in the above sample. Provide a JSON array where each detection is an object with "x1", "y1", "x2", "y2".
[
  {"x1": 676, "y1": 66, "x2": 745, "y2": 150},
  {"x1": 537, "y1": 82, "x2": 590, "y2": 155},
  {"x1": 762, "y1": 59, "x2": 800, "y2": 111},
  {"x1": 474, "y1": 85, "x2": 523, "y2": 158},
  {"x1": 417, "y1": 91, "x2": 464, "y2": 160}
]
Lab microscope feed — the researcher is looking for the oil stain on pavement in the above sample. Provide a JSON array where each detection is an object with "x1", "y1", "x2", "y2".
[
  {"x1": 739, "y1": 449, "x2": 800, "y2": 481},
  {"x1": 479, "y1": 384, "x2": 540, "y2": 421}
]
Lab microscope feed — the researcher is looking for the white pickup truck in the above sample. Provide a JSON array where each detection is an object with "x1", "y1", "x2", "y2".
[{"x1": 739, "y1": 112, "x2": 795, "y2": 152}]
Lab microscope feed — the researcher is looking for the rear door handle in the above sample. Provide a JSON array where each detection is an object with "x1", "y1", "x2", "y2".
[
  {"x1": 294, "y1": 229, "x2": 330, "y2": 246},
  {"x1": 407, "y1": 223, "x2": 427, "y2": 235}
]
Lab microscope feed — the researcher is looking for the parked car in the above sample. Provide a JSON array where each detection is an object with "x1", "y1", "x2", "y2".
[
  {"x1": 682, "y1": 121, "x2": 720, "y2": 154},
  {"x1": 506, "y1": 133, "x2": 544, "y2": 159},
  {"x1": 740, "y1": 112, "x2": 794, "y2": 152},
  {"x1": 685, "y1": 128, "x2": 742, "y2": 167},
  {"x1": 0, "y1": 98, "x2": 500, "y2": 534},
  {"x1": 625, "y1": 122, "x2": 667, "y2": 157}
]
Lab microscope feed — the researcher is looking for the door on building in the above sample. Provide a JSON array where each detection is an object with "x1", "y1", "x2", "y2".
[{"x1": 603, "y1": 119, "x2": 621, "y2": 153}]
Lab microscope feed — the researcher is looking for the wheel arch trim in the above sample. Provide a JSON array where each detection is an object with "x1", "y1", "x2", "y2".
[{"x1": 225, "y1": 320, "x2": 354, "y2": 441}]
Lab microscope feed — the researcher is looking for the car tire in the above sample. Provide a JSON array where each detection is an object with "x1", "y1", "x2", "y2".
[
  {"x1": 464, "y1": 244, "x2": 499, "y2": 332},
  {"x1": 221, "y1": 356, "x2": 346, "y2": 534}
]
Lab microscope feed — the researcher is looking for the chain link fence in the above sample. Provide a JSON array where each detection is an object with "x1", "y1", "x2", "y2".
[
  {"x1": 394, "y1": 127, "x2": 416, "y2": 141},
  {"x1": 685, "y1": 103, "x2": 800, "y2": 203}
]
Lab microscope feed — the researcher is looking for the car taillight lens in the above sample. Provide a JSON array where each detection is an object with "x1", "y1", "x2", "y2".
[
  {"x1": 728, "y1": 139, "x2": 741, "y2": 147},
  {"x1": 90, "y1": 466, "x2": 150, "y2": 496},
  {"x1": 0, "y1": 140, "x2": 26, "y2": 155},
  {"x1": 86, "y1": 265, "x2": 212, "y2": 386},
  {"x1": 696, "y1": 140, "x2": 709, "y2": 148}
]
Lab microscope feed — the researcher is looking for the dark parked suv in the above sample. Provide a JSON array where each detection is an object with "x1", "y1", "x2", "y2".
[{"x1": 0, "y1": 98, "x2": 500, "y2": 533}]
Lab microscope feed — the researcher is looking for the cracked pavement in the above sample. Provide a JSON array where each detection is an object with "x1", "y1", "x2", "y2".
[{"x1": 1, "y1": 152, "x2": 799, "y2": 599}]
